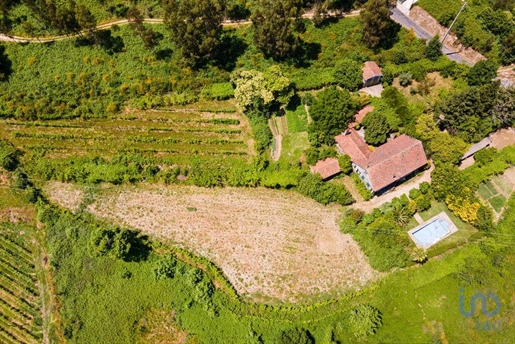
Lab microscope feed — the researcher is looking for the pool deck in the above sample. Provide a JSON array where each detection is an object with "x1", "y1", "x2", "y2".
[{"x1": 408, "y1": 212, "x2": 458, "y2": 249}]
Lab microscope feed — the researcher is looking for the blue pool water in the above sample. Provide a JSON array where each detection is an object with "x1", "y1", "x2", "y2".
[{"x1": 411, "y1": 219, "x2": 450, "y2": 248}]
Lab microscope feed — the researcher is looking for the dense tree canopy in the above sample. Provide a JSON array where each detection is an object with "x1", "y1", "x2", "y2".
[
  {"x1": 163, "y1": 0, "x2": 225, "y2": 66},
  {"x1": 333, "y1": 59, "x2": 363, "y2": 91},
  {"x1": 362, "y1": 111, "x2": 390, "y2": 145},
  {"x1": 436, "y1": 83, "x2": 499, "y2": 143},
  {"x1": 427, "y1": 132, "x2": 468, "y2": 165},
  {"x1": 467, "y1": 59, "x2": 498, "y2": 86},
  {"x1": 308, "y1": 86, "x2": 358, "y2": 145},
  {"x1": 360, "y1": 0, "x2": 397, "y2": 49},
  {"x1": 251, "y1": 0, "x2": 304, "y2": 60}
]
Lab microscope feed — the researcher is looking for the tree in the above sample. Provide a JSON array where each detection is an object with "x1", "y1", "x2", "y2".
[
  {"x1": 231, "y1": 66, "x2": 293, "y2": 110},
  {"x1": 428, "y1": 132, "x2": 468, "y2": 165},
  {"x1": 277, "y1": 328, "x2": 314, "y2": 344},
  {"x1": 493, "y1": 86, "x2": 515, "y2": 128},
  {"x1": 431, "y1": 164, "x2": 468, "y2": 201},
  {"x1": 333, "y1": 59, "x2": 363, "y2": 91},
  {"x1": 163, "y1": 0, "x2": 225, "y2": 66},
  {"x1": 308, "y1": 86, "x2": 357, "y2": 145},
  {"x1": 348, "y1": 304, "x2": 383, "y2": 339},
  {"x1": 251, "y1": 0, "x2": 303, "y2": 60},
  {"x1": 412, "y1": 247, "x2": 427, "y2": 264},
  {"x1": 88, "y1": 227, "x2": 134, "y2": 260},
  {"x1": 338, "y1": 154, "x2": 353, "y2": 175},
  {"x1": 360, "y1": 0, "x2": 397, "y2": 49},
  {"x1": 127, "y1": 7, "x2": 159, "y2": 50},
  {"x1": 467, "y1": 59, "x2": 498, "y2": 87},
  {"x1": 362, "y1": 112, "x2": 390, "y2": 145},
  {"x1": 436, "y1": 84, "x2": 498, "y2": 143},
  {"x1": 76, "y1": 4, "x2": 96, "y2": 34},
  {"x1": 425, "y1": 35, "x2": 442, "y2": 61},
  {"x1": 0, "y1": 139, "x2": 18, "y2": 171}
]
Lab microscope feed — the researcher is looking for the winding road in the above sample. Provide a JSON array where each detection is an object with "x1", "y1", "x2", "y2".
[{"x1": 0, "y1": 10, "x2": 361, "y2": 44}]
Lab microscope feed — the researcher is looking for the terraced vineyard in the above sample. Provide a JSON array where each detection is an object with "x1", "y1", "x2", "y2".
[
  {"x1": 0, "y1": 103, "x2": 253, "y2": 165},
  {"x1": 0, "y1": 226, "x2": 42, "y2": 343}
]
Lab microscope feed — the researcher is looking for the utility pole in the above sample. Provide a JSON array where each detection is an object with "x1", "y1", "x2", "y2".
[{"x1": 441, "y1": 1, "x2": 467, "y2": 45}]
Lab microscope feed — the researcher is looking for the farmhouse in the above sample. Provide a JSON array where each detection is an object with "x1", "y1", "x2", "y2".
[
  {"x1": 310, "y1": 157, "x2": 341, "y2": 180},
  {"x1": 335, "y1": 129, "x2": 427, "y2": 194},
  {"x1": 362, "y1": 61, "x2": 382, "y2": 87}
]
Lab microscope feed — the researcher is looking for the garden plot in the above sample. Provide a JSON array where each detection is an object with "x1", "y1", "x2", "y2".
[
  {"x1": 477, "y1": 167, "x2": 515, "y2": 214},
  {"x1": 46, "y1": 182, "x2": 379, "y2": 303},
  {"x1": 0, "y1": 106, "x2": 252, "y2": 165}
]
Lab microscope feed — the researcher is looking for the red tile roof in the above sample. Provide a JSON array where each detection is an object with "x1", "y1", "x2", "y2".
[
  {"x1": 335, "y1": 129, "x2": 427, "y2": 192},
  {"x1": 355, "y1": 105, "x2": 374, "y2": 123},
  {"x1": 362, "y1": 61, "x2": 382, "y2": 81},
  {"x1": 310, "y1": 157, "x2": 341, "y2": 180},
  {"x1": 335, "y1": 129, "x2": 370, "y2": 167},
  {"x1": 366, "y1": 135, "x2": 427, "y2": 192}
]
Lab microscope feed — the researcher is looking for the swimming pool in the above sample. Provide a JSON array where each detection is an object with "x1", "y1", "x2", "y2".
[{"x1": 409, "y1": 217, "x2": 453, "y2": 248}]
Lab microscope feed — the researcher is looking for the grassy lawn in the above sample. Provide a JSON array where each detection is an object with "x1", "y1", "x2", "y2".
[
  {"x1": 489, "y1": 194, "x2": 507, "y2": 213},
  {"x1": 285, "y1": 103, "x2": 308, "y2": 134},
  {"x1": 477, "y1": 183, "x2": 494, "y2": 199},
  {"x1": 279, "y1": 132, "x2": 310, "y2": 164}
]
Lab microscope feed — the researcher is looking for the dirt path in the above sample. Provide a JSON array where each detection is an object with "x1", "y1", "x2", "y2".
[
  {"x1": 350, "y1": 162, "x2": 434, "y2": 213},
  {"x1": 45, "y1": 182, "x2": 379, "y2": 302},
  {"x1": 0, "y1": 10, "x2": 361, "y2": 44}
]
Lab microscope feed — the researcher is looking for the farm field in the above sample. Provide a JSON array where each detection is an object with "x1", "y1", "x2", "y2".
[
  {"x1": 477, "y1": 167, "x2": 515, "y2": 215},
  {"x1": 0, "y1": 225, "x2": 42, "y2": 344},
  {"x1": 0, "y1": 102, "x2": 253, "y2": 165},
  {"x1": 44, "y1": 182, "x2": 379, "y2": 303}
]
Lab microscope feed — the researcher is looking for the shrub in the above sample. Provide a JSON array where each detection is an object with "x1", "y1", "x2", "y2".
[
  {"x1": 338, "y1": 154, "x2": 353, "y2": 175},
  {"x1": 348, "y1": 304, "x2": 383, "y2": 339},
  {"x1": 0, "y1": 139, "x2": 19, "y2": 171},
  {"x1": 398, "y1": 72, "x2": 413, "y2": 87},
  {"x1": 419, "y1": 181, "x2": 430, "y2": 194},
  {"x1": 152, "y1": 255, "x2": 177, "y2": 280},
  {"x1": 409, "y1": 188, "x2": 421, "y2": 200},
  {"x1": 201, "y1": 82, "x2": 234, "y2": 100},
  {"x1": 277, "y1": 328, "x2": 314, "y2": 344}
]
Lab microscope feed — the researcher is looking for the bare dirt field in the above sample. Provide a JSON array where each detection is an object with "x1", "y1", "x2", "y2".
[
  {"x1": 489, "y1": 128, "x2": 515, "y2": 150},
  {"x1": 45, "y1": 182, "x2": 378, "y2": 302}
]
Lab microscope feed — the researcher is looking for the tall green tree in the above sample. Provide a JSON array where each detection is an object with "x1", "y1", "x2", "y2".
[
  {"x1": 360, "y1": 0, "x2": 397, "y2": 49},
  {"x1": 362, "y1": 111, "x2": 390, "y2": 145},
  {"x1": 251, "y1": 0, "x2": 303, "y2": 60},
  {"x1": 308, "y1": 86, "x2": 357, "y2": 145},
  {"x1": 436, "y1": 83, "x2": 499, "y2": 142},
  {"x1": 493, "y1": 87, "x2": 515, "y2": 128},
  {"x1": 333, "y1": 59, "x2": 363, "y2": 91},
  {"x1": 162, "y1": 0, "x2": 225, "y2": 65},
  {"x1": 467, "y1": 59, "x2": 498, "y2": 87},
  {"x1": 428, "y1": 132, "x2": 468, "y2": 165},
  {"x1": 425, "y1": 35, "x2": 442, "y2": 61}
]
